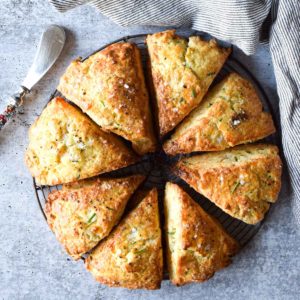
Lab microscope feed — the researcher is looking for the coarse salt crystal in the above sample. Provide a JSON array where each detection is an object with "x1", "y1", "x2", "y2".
[
  {"x1": 233, "y1": 119, "x2": 241, "y2": 126},
  {"x1": 216, "y1": 136, "x2": 223, "y2": 144},
  {"x1": 87, "y1": 139, "x2": 94, "y2": 145},
  {"x1": 124, "y1": 84, "x2": 129, "y2": 89},
  {"x1": 77, "y1": 142, "x2": 86, "y2": 150},
  {"x1": 220, "y1": 175, "x2": 224, "y2": 184}
]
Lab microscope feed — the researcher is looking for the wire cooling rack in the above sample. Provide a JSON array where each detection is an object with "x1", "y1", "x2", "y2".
[{"x1": 33, "y1": 32, "x2": 280, "y2": 256}]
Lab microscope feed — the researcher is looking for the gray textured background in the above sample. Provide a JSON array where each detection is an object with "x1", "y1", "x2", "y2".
[{"x1": 0, "y1": 1, "x2": 299, "y2": 299}]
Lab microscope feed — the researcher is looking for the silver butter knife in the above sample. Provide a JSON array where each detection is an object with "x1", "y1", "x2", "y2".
[{"x1": 0, "y1": 25, "x2": 65, "y2": 130}]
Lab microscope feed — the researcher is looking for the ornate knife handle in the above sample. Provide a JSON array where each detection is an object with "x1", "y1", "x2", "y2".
[{"x1": 0, "y1": 87, "x2": 29, "y2": 131}]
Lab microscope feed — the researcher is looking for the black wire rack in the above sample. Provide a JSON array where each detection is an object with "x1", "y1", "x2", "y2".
[{"x1": 33, "y1": 32, "x2": 280, "y2": 264}]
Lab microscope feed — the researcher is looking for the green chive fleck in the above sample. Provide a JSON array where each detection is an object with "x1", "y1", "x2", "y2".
[
  {"x1": 135, "y1": 248, "x2": 146, "y2": 255},
  {"x1": 87, "y1": 213, "x2": 97, "y2": 225},
  {"x1": 231, "y1": 182, "x2": 240, "y2": 193},
  {"x1": 106, "y1": 206, "x2": 114, "y2": 211},
  {"x1": 207, "y1": 72, "x2": 216, "y2": 76},
  {"x1": 167, "y1": 230, "x2": 176, "y2": 235},
  {"x1": 191, "y1": 89, "x2": 197, "y2": 98}
]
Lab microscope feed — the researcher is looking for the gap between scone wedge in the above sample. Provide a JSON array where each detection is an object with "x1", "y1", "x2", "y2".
[
  {"x1": 45, "y1": 175, "x2": 145, "y2": 260},
  {"x1": 146, "y1": 29, "x2": 231, "y2": 137},
  {"x1": 174, "y1": 144, "x2": 282, "y2": 224},
  {"x1": 57, "y1": 42, "x2": 157, "y2": 155},
  {"x1": 25, "y1": 97, "x2": 137, "y2": 185},
  {"x1": 164, "y1": 182, "x2": 239, "y2": 286}
]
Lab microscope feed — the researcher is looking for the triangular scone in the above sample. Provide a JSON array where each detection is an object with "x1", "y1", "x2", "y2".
[
  {"x1": 25, "y1": 97, "x2": 137, "y2": 185},
  {"x1": 146, "y1": 30, "x2": 231, "y2": 137},
  {"x1": 174, "y1": 144, "x2": 282, "y2": 224},
  {"x1": 164, "y1": 73, "x2": 276, "y2": 155},
  {"x1": 57, "y1": 42, "x2": 156, "y2": 155},
  {"x1": 164, "y1": 182, "x2": 239, "y2": 286},
  {"x1": 85, "y1": 188, "x2": 163, "y2": 290},
  {"x1": 45, "y1": 175, "x2": 144, "y2": 260}
]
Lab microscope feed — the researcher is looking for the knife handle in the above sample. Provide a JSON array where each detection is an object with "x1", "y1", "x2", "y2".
[{"x1": 0, "y1": 87, "x2": 28, "y2": 131}]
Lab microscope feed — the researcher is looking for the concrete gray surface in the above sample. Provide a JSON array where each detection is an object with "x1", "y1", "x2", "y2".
[{"x1": 0, "y1": 1, "x2": 299, "y2": 299}]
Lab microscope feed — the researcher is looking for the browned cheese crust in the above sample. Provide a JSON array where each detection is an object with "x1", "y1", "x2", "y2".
[
  {"x1": 45, "y1": 175, "x2": 145, "y2": 260},
  {"x1": 174, "y1": 144, "x2": 282, "y2": 224},
  {"x1": 85, "y1": 188, "x2": 163, "y2": 289},
  {"x1": 146, "y1": 30, "x2": 231, "y2": 137},
  {"x1": 164, "y1": 73, "x2": 276, "y2": 155},
  {"x1": 25, "y1": 97, "x2": 137, "y2": 185},
  {"x1": 164, "y1": 182, "x2": 239, "y2": 286},
  {"x1": 57, "y1": 42, "x2": 156, "y2": 155}
]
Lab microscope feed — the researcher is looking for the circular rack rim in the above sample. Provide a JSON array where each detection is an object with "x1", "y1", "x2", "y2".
[{"x1": 33, "y1": 31, "x2": 280, "y2": 263}]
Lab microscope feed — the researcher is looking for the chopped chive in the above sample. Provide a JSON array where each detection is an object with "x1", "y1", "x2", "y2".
[
  {"x1": 231, "y1": 182, "x2": 240, "y2": 193},
  {"x1": 207, "y1": 72, "x2": 216, "y2": 76},
  {"x1": 87, "y1": 213, "x2": 97, "y2": 225},
  {"x1": 191, "y1": 89, "x2": 197, "y2": 98},
  {"x1": 167, "y1": 230, "x2": 176, "y2": 235},
  {"x1": 106, "y1": 206, "x2": 114, "y2": 211},
  {"x1": 135, "y1": 248, "x2": 146, "y2": 254},
  {"x1": 219, "y1": 96, "x2": 228, "y2": 101}
]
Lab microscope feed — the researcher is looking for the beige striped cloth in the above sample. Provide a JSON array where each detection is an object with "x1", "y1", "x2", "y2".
[{"x1": 49, "y1": 0, "x2": 300, "y2": 226}]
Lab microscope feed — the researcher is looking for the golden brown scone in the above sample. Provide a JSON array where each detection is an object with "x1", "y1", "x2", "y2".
[
  {"x1": 164, "y1": 73, "x2": 276, "y2": 155},
  {"x1": 174, "y1": 144, "x2": 282, "y2": 224},
  {"x1": 45, "y1": 175, "x2": 145, "y2": 260},
  {"x1": 164, "y1": 182, "x2": 239, "y2": 286},
  {"x1": 57, "y1": 42, "x2": 156, "y2": 155},
  {"x1": 146, "y1": 30, "x2": 231, "y2": 137},
  {"x1": 85, "y1": 188, "x2": 163, "y2": 289},
  {"x1": 25, "y1": 97, "x2": 137, "y2": 185}
]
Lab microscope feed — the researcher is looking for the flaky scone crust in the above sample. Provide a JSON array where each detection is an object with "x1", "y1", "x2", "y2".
[
  {"x1": 85, "y1": 188, "x2": 163, "y2": 290},
  {"x1": 174, "y1": 144, "x2": 282, "y2": 224},
  {"x1": 146, "y1": 30, "x2": 231, "y2": 136},
  {"x1": 45, "y1": 175, "x2": 144, "y2": 260},
  {"x1": 25, "y1": 97, "x2": 137, "y2": 185},
  {"x1": 164, "y1": 73, "x2": 276, "y2": 155},
  {"x1": 164, "y1": 183, "x2": 239, "y2": 286},
  {"x1": 58, "y1": 42, "x2": 156, "y2": 155}
]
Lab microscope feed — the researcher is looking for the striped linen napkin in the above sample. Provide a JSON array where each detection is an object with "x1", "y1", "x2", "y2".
[{"x1": 49, "y1": 0, "x2": 300, "y2": 226}]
